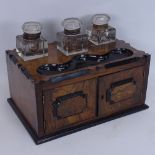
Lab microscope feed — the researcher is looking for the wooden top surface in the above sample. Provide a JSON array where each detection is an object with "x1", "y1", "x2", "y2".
[{"x1": 6, "y1": 40, "x2": 148, "y2": 85}]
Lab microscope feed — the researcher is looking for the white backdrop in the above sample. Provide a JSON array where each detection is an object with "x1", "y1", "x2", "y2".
[{"x1": 0, "y1": 0, "x2": 155, "y2": 155}]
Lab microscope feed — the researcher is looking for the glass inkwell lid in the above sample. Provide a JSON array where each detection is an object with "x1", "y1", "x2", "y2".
[
  {"x1": 57, "y1": 18, "x2": 88, "y2": 56},
  {"x1": 93, "y1": 14, "x2": 110, "y2": 29},
  {"x1": 88, "y1": 14, "x2": 116, "y2": 45},
  {"x1": 22, "y1": 21, "x2": 42, "y2": 38},
  {"x1": 63, "y1": 18, "x2": 81, "y2": 35},
  {"x1": 16, "y1": 21, "x2": 48, "y2": 61}
]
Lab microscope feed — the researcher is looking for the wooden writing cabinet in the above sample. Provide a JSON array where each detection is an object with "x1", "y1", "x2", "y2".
[{"x1": 6, "y1": 40, "x2": 150, "y2": 144}]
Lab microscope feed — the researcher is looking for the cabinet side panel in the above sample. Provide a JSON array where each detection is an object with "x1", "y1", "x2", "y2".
[{"x1": 6, "y1": 53, "x2": 39, "y2": 134}]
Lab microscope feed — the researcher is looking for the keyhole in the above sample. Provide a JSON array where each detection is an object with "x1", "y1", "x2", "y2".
[{"x1": 101, "y1": 95, "x2": 104, "y2": 100}]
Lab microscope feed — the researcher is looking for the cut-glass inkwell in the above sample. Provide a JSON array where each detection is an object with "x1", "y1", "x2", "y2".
[
  {"x1": 57, "y1": 18, "x2": 88, "y2": 56},
  {"x1": 16, "y1": 22, "x2": 48, "y2": 61},
  {"x1": 87, "y1": 14, "x2": 116, "y2": 45}
]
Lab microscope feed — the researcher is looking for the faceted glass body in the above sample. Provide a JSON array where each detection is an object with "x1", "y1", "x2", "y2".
[
  {"x1": 57, "y1": 32, "x2": 88, "y2": 56},
  {"x1": 87, "y1": 26, "x2": 116, "y2": 45},
  {"x1": 16, "y1": 35, "x2": 48, "y2": 61}
]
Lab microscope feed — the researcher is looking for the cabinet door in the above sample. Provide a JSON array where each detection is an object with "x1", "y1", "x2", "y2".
[
  {"x1": 44, "y1": 79, "x2": 96, "y2": 135},
  {"x1": 98, "y1": 66, "x2": 144, "y2": 117}
]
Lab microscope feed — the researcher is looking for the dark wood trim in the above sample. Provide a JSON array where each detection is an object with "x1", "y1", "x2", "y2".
[{"x1": 143, "y1": 54, "x2": 151, "y2": 101}]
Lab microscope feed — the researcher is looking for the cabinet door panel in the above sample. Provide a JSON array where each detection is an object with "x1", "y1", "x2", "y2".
[
  {"x1": 52, "y1": 91, "x2": 87, "y2": 119},
  {"x1": 106, "y1": 78, "x2": 137, "y2": 104},
  {"x1": 99, "y1": 66, "x2": 144, "y2": 117},
  {"x1": 44, "y1": 79, "x2": 96, "y2": 134}
]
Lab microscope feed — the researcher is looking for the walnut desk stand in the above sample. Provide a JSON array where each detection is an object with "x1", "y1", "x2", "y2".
[{"x1": 6, "y1": 40, "x2": 150, "y2": 144}]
